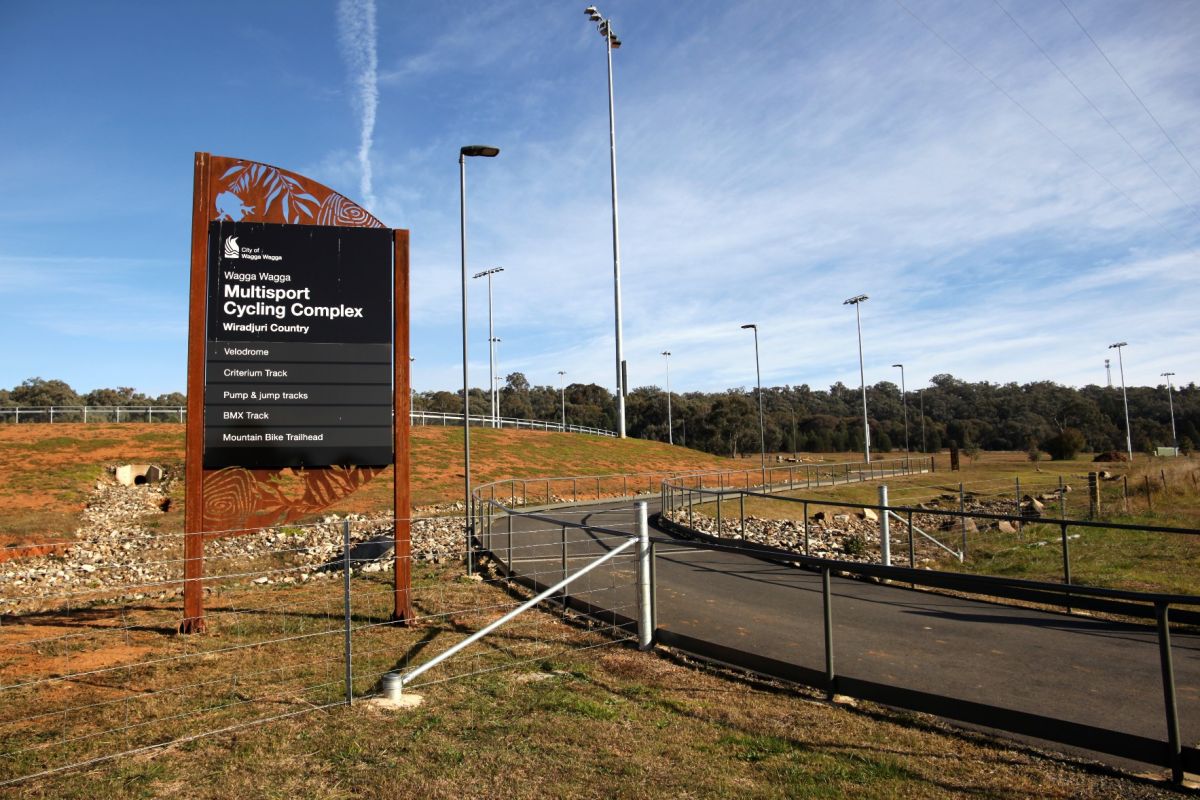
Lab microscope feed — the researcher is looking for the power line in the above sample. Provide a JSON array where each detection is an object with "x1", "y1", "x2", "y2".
[
  {"x1": 1057, "y1": 0, "x2": 1200, "y2": 189},
  {"x1": 993, "y1": 0, "x2": 1200, "y2": 221},
  {"x1": 891, "y1": 0, "x2": 1185, "y2": 245}
]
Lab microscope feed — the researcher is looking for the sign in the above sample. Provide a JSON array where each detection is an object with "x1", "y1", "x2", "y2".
[{"x1": 202, "y1": 220, "x2": 394, "y2": 469}]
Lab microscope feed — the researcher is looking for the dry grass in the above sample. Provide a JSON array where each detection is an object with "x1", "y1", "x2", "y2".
[
  {"x1": 0, "y1": 423, "x2": 743, "y2": 547},
  {"x1": 0, "y1": 562, "x2": 1179, "y2": 799}
]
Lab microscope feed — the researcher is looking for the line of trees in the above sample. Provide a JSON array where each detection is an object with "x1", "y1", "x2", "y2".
[
  {"x1": 5, "y1": 374, "x2": 1195, "y2": 459},
  {"x1": 0, "y1": 378, "x2": 186, "y2": 409},
  {"x1": 415, "y1": 372, "x2": 1198, "y2": 458}
]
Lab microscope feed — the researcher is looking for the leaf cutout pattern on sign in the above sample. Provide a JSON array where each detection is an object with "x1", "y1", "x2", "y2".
[
  {"x1": 217, "y1": 162, "x2": 320, "y2": 224},
  {"x1": 203, "y1": 156, "x2": 389, "y2": 535}
]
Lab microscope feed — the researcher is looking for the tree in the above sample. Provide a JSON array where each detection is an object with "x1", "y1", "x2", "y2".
[
  {"x1": 1042, "y1": 428, "x2": 1086, "y2": 461},
  {"x1": 10, "y1": 378, "x2": 80, "y2": 407}
]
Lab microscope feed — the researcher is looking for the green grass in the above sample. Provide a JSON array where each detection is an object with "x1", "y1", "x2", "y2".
[{"x1": 684, "y1": 452, "x2": 1200, "y2": 597}]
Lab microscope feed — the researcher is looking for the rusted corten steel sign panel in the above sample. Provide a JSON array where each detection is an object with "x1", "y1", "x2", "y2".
[{"x1": 183, "y1": 153, "x2": 411, "y2": 633}]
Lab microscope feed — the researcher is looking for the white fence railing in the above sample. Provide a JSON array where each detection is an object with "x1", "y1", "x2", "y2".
[{"x1": 0, "y1": 406, "x2": 616, "y2": 437}]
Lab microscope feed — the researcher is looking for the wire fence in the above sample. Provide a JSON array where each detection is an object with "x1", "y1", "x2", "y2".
[
  {"x1": 0, "y1": 407, "x2": 617, "y2": 437},
  {"x1": 0, "y1": 510, "x2": 639, "y2": 787}
]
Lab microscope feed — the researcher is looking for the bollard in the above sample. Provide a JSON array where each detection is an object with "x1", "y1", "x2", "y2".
[{"x1": 636, "y1": 502, "x2": 653, "y2": 650}]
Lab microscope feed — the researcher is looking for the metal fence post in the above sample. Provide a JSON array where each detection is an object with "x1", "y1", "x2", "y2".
[
  {"x1": 879, "y1": 484, "x2": 890, "y2": 567},
  {"x1": 343, "y1": 519, "x2": 353, "y2": 706},
  {"x1": 1015, "y1": 477, "x2": 1021, "y2": 518},
  {"x1": 1060, "y1": 520, "x2": 1072, "y2": 594},
  {"x1": 636, "y1": 502, "x2": 653, "y2": 650},
  {"x1": 561, "y1": 525, "x2": 569, "y2": 612},
  {"x1": 822, "y1": 567, "x2": 835, "y2": 699},
  {"x1": 1155, "y1": 602, "x2": 1184, "y2": 785},
  {"x1": 959, "y1": 482, "x2": 967, "y2": 557},
  {"x1": 716, "y1": 493, "x2": 723, "y2": 537},
  {"x1": 907, "y1": 509, "x2": 915, "y2": 570},
  {"x1": 739, "y1": 493, "x2": 746, "y2": 539},
  {"x1": 803, "y1": 500, "x2": 810, "y2": 556}
]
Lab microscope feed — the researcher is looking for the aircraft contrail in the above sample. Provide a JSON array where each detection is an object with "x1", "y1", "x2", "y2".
[{"x1": 338, "y1": 0, "x2": 378, "y2": 210}]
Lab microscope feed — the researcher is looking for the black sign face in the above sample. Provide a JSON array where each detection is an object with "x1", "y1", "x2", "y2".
[{"x1": 203, "y1": 221, "x2": 393, "y2": 469}]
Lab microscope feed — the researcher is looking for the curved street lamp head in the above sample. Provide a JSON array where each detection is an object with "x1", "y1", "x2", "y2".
[
  {"x1": 1108, "y1": 341, "x2": 1127, "y2": 349},
  {"x1": 740, "y1": 323, "x2": 756, "y2": 330},
  {"x1": 1162, "y1": 371, "x2": 1175, "y2": 377},
  {"x1": 843, "y1": 294, "x2": 868, "y2": 305},
  {"x1": 892, "y1": 363, "x2": 903, "y2": 369},
  {"x1": 460, "y1": 145, "x2": 500, "y2": 158},
  {"x1": 471, "y1": 266, "x2": 504, "y2": 279},
  {"x1": 662, "y1": 351, "x2": 671, "y2": 357}
]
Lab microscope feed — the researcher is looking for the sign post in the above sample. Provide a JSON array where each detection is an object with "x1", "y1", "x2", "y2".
[{"x1": 182, "y1": 153, "x2": 411, "y2": 633}]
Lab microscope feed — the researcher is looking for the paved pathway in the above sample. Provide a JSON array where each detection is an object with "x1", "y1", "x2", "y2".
[{"x1": 491, "y1": 498, "x2": 1199, "y2": 775}]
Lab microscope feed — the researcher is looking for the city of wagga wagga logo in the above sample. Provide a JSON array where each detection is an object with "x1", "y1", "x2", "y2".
[{"x1": 224, "y1": 237, "x2": 282, "y2": 263}]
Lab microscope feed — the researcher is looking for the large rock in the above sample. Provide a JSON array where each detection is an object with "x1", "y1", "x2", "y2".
[
  {"x1": 859, "y1": 508, "x2": 878, "y2": 522},
  {"x1": 1021, "y1": 495, "x2": 1044, "y2": 518}
]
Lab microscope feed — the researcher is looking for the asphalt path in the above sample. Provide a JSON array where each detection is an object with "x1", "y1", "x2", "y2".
[{"x1": 488, "y1": 497, "x2": 1200, "y2": 775}]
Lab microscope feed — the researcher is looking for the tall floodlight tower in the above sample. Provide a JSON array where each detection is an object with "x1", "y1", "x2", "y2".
[
  {"x1": 584, "y1": 5, "x2": 627, "y2": 438},
  {"x1": 661, "y1": 351, "x2": 673, "y2": 445},
  {"x1": 472, "y1": 267, "x2": 503, "y2": 426},
  {"x1": 844, "y1": 295, "x2": 870, "y2": 463},
  {"x1": 1108, "y1": 342, "x2": 1133, "y2": 463},
  {"x1": 1162, "y1": 372, "x2": 1177, "y2": 450}
]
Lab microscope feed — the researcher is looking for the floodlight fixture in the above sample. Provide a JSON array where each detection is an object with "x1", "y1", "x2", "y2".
[{"x1": 460, "y1": 145, "x2": 500, "y2": 158}]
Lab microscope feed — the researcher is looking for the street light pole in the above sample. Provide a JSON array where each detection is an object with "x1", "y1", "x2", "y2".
[
  {"x1": 459, "y1": 144, "x2": 499, "y2": 575},
  {"x1": 472, "y1": 267, "x2": 503, "y2": 427},
  {"x1": 558, "y1": 370, "x2": 567, "y2": 431},
  {"x1": 893, "y1": 363, "x2": 909, "y2": 456},
  {"x1": 844, "y1": 295, "x2": 870, "y2": 463},
  {"x1": 1109, "y1": 341, "x2": 1133, "y2": 463},
  {"x1": 584, "y1": 5, "x2": 626, "y2": 438},
  {"x1": 661, "y1": 351, "x2": 673, "y2": 445},
  {"x1": 741, "y1": 324, "x2": 767, "y2": 486},
  {"x1": 491, "y1": 338, "x2": 502, "y2": 423},
  {"x1": 1162, "y1": 371, "x2": 1177, "y2": 450}
]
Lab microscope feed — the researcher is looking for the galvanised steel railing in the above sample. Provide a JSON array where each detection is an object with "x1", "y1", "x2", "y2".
[
  {"x1": 0, "y1": 406, "x2": 187, "y2": 423},
  {"x1": 0, "y1": 406, "x2": 616, "y2": 436},
  {"x1": 409, "y1": 410, "x2": 615, "y2": 437}
]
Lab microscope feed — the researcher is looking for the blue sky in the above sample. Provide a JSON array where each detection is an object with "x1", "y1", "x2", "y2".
[{"x1": 1, "y1": 0, "x2": 1197, "y2": 398}]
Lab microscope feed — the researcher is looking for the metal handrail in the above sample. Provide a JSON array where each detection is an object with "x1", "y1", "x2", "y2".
[{"x1": 887, "y1": 509, "x2": 962, "y2": 561}]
